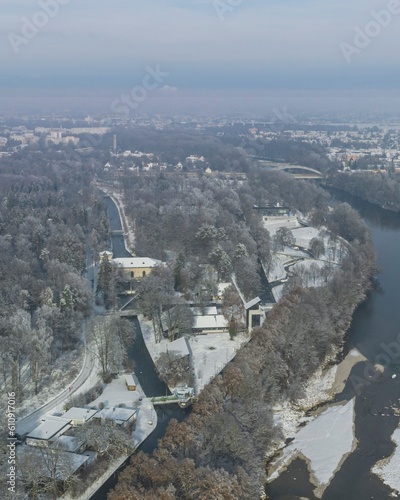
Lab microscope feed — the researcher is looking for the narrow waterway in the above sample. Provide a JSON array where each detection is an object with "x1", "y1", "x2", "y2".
[
  {"x1": 267, "y1": 190, "x2": 400, "y2": 499},
  {"x1": 91, "y1": 196, "x2": 190, "y2": 500}
]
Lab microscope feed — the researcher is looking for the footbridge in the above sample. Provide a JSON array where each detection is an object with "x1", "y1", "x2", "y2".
[
  {"x1": 275, "y1": 165, "x2": 323, "y2": 178},
  {"x1": 149, "y1": 395, "x2": 195, "y2": 408}
]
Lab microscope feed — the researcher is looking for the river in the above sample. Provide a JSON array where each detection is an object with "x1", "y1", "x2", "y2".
[
  {"x1": 91, "y1": 195, "x2": 190, "y2": 500},
  {"x1": 100, "y1": 190, "x2": 400, "y2": 499},
  {"x1": 267, "y1": 189, "x2": 400, "y2": 499}
]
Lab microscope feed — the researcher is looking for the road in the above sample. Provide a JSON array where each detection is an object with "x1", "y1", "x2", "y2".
[
  {"x1": 17, "y1": 247, "x2": 99, "y2": 437},
  {"x1": 16, "y1": 347, "x2": 96, "y2": 436}
]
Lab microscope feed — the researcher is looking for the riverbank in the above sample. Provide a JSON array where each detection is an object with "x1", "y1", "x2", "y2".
[
  {"x1": 373, "y1": 427, "x2": 400, "y2": 496},
  {"x1": 269, "y1": 398, "x2": 357, "y2": 498},
  {"x1": 267, "y1": 184, "x2": 400, "y2": 499},
  {"x1": 323, "y1": 179, "x2": 400, "y2": 213},
  {"x1": 267, "y1": 348, "x2": 368, "y2": 497}
]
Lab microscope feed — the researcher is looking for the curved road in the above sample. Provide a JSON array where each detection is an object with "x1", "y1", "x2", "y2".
[
  {"x1": 17, "y1": 254, "x2": 99, "y2": 436},
  {"x1": 16, "y1": 347, "x2": 96, "y2": 436}
]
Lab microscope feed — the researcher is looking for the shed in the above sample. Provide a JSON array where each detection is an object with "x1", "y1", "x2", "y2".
[{"x1": 125, "y1": 374, "x2": 136, "y2": 391}]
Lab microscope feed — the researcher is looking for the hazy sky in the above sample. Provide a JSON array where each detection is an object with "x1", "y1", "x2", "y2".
[{"x1": 1, "y1": 0, "x2": 400, "y2": 115}]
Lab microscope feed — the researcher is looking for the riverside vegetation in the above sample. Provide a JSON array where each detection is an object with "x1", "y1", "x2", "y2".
[{"x1": 108, "y1": 168, "x2": 375, "y2": 500}]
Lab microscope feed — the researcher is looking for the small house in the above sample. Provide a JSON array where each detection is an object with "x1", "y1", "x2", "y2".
[
  {"x1": 62, "y1": 407, "x2": 98, "y2": 426},
  {"x1": 94, "y1": 407, "x2": 137, "y2": 428},
  {"x1": 245, "y1": 297, "x2": 268, "y2": 333},
  {"x1": 192, "y1": 314, "x2": 228, "y2": 334},
  {"x1": 26, "y1": 417, "x2": 71, "y2": 447},
  {"x1": 125, "y1": 374, "x2": 136, "y2": 391}
]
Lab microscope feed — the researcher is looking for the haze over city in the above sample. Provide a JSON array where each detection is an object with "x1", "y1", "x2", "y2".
[{"x1": 2, "y1": 0, "x2": 400, "y2": 114}]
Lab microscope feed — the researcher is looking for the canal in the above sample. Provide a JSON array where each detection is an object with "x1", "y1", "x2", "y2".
[
  {"x1": 267, "y1": 189, "x2": 400, "y2": 499},
  {"x1": 91, "y1": 195, "x2": 190, "y2": 500}
]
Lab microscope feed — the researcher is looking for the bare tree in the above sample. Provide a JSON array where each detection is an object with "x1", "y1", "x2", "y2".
[
  {"x1": 222, "y1": 285, "x2": 245, "y2": 339},
  {"x1": 89, "y1": 315, "x2": 135, "y2": 381},
  {"x1": 273, "y1": 227, "x2": 295, "y2": 251},
  {"x1": 309, "y1": 237, "x2": 325, "y2": 258}
]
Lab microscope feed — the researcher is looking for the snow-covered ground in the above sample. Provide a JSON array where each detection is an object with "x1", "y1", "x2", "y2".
[
  {"x1": 373, "y1": 427, "x2": 400, "y2": 496},
  {"x1": 292, "y1": 226, "x2": 320, "y2": 247},
  {"x1": 272, "y1": 284, "x2": 284, "y2": 302},
  {"x1": 264, "y1": 218, "x2": 344, "y2": 305},
  {"x1": 263, "y1": 218, "x2": 301, "y2": 237},
  {"x1": 273, "y1": 363, "x2": 338, "y2": 438},
  {"x1": 269, "y1": 398, "x2": 356, "y2": 498},
  {"x1": 268, "y1": 253, "x2": 294, "y2": 282},
  {"x1": 140, "y1": 317, "x2": 249, "y2": 394},
  {"x1": 273, "y1": 348, "x2": 366, "y2": 440},
  {"x1": 88, "y1": 375, "x2": 139, "y2": 409}
]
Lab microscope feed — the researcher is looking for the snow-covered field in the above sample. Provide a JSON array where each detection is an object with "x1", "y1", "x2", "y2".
[
  {"x1": 373, "y1": 427, "x2": 400, "y2": 496},
  {"x1": 264, "y1": 218, "x2": 344, "y2": 305},
  {"x1": 140, "y1": 317, "x2": 248, "y2": 394},
  {"x1": 269, "y1": 398, "x2": 356, "y2": 498},
  {"x1": 263, "y1": 218, "x2": 301, "y2": 237},
  {"x1": 89, "y1": 375, "x2": 140, "y2": 409},
  {"x1": 292, "y1": 226, "x2": 320, "y2": 247}
]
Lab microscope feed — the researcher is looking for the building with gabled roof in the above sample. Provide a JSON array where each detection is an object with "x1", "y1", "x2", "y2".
[{"x1": 112, "y1": 257, "x2": 163, "y2": 280}]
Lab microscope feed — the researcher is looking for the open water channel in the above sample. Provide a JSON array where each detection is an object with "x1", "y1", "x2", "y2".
[{"x1": 90, "y1": 196, "x2": 189, "y2": 499}]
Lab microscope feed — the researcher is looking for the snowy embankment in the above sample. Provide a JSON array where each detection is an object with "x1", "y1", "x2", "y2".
[
  {"x1": 269, "y1": 348, "x2": 367, "y2": 496},
  {"x1": 98, "y1": 185, "x2": 136, "y2": 255},
  {"x1": 269, "y1": 399, "x2": 356, "y2": 498},
  {"x1": 373, "y1": 427, "x2": 400, "y2": 496}
]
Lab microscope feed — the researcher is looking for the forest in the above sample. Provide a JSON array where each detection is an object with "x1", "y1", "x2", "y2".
[
  {"x1": 0, "y1": 150, "x2": 109, "y2": 406},
  {"x1": 108, "y1": 169, "x2": 375, "y2": 499},
  {"x1": 327, "y1": 171, "x2": 400, "y2": 211}
]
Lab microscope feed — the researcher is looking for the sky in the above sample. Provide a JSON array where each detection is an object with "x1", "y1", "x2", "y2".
[{"x1": 1, "y1": 0, "x2": 400, "y2": 115}]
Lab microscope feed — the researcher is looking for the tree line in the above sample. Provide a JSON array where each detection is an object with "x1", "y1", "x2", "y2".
[
  {"x1": 327, "y1": 171, "x2": 400, "y2": 211},
  {"x1": 0, "y1": 150, "x2": 109, "y2": 401}
]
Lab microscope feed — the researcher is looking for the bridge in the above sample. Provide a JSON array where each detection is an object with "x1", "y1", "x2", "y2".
[
  {"x1": 254, "y1": 158, "x2": 323, "y2": 179},
  {"x1": 110, "y1": 229, "x2": 125, "y2": 235},
  {"x1": 275, "y1": 165, "x2": 323, "y2": 178},
  {"x1": 149, "y1": 395, "x2": 195, "y2": 408}
]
